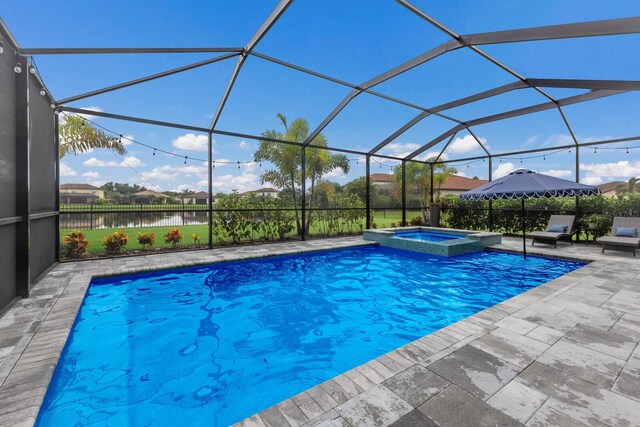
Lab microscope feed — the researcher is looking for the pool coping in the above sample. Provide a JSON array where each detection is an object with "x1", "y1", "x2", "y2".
[{"x1": 1, "y1": 237, "x2": 639, "y2": 426}]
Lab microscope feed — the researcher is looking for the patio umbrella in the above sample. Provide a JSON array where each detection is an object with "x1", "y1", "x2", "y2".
[{"x1": 460, "y1": 169, "x2": 600, "y2": 257}]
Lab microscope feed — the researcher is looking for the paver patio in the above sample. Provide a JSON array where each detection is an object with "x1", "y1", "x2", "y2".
[{"x1": 0, "y1": 236, "x2": 639, "y2": 426}]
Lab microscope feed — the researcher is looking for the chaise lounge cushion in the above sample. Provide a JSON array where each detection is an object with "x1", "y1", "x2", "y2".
[
  {"x1": 598, "y1": 235, "x2": 640, "y2": 247},
  {"x1": 529, "y1": 231, "x2": 568, "y2": 239}
]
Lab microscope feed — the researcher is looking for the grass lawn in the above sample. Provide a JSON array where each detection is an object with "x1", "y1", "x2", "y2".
[{"x1": 60, "y1": 209, "x2": 424, "y2": 255}]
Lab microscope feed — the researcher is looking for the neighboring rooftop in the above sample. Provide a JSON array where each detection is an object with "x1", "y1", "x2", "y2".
[{"x1": 440, "y1": 175, "x2": 488, "y2": 191}]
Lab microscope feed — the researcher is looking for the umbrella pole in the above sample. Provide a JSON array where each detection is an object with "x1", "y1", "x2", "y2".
[{"x1": 521, "y1": 198, "x2": 527, "y2": 259}]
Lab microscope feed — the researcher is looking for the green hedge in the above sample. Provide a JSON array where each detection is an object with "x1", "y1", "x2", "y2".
[{"x1": 441, "y1": 194, "x2": 640, "y2": 236}]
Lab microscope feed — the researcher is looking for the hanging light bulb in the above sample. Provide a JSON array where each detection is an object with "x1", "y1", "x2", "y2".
[
  {"x1": 543, "y1": 155, "x2": 546, "y2": 161},
  {"x1": 14, "y1": 62, "x2": 21, "y2": 73},
  {"x1": 237, "y1": 161, "x2": 240, "y2": 170},
  {"x1": 29, "y1": 67, "x2": 36, "y2": 74},
  {"x1": 212, "y1": 160, "x2": 216, "y2": 169},
  {"x1": 0, "y1": 41, "x2": 4, "y2": 54},
  {"x1": 466, "y1": 163, "x2": 470, "y2": 169},
  {"x1": 259, "y1": 162, "x2": 262, "y2": 168},
  {"x1": 520, "y1": 158, "x2": 523, "y2": 164},
  {"x1": 152, "y1": 149, "x2": 156, "y2": 157},
  {"x1": 568, "y1": 148, "x2": 571, "y2": 154},
  {"x1": 50, "y1": 103, "x2": 56, "y2": 109},
  {"x1": 39, "y1": 89, "x2": 46, "y2": 96},
  {"x1": 499, "y1": 158, "x2": 502, "y2": 163},
  {"x1": 118, "y1": 134, "x2": 122, "y2": 143},
  {"x1": 594, "y1": 147, "x2": 597, "y2": 154},
  {"x1": 356, "y1": 159, "x2": 359, "y2": 164},
  {"x1": 626, "y1": 148, "x2": 629, "y2": 154},
  {"x1": 184, "y1": 156, "x2": 188, "y2": 165}
]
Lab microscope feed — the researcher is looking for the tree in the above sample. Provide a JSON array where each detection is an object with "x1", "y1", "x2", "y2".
[
  {"x1": 59, "y1": 114, "x2": 127, "y2": 158},
  {"x1": 616, "y1": 177, "x2": 640, "y2": 194},
  {"x1": 393, "y1": 159, "x2": 457, "y2": 220},
  {"x1": 255, "y1": 114, "x2": 349, "y2": 236}
]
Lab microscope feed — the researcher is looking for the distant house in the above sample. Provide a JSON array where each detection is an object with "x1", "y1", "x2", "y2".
[
  {"x1": 371, "y1": 173, "x2": 394, "y2": 189},
  {"x1": 182, "y1": 191, "x2": 210, "y2": 205},
  {"x1": 241, "y1": 188, "x2": 280, "y2": 198},
  {"x1": 438, "y1": 175, "x2": 488, "y2": 197},
  {"x1": 59, "y1": 183, "x2": 104, "y2": 204},
  {"x1": 132, "y1": 190, "x2": 170, "y2": 204},
  {"x1": 598, "y1": 181, "x2": 625, "y2": 198}
]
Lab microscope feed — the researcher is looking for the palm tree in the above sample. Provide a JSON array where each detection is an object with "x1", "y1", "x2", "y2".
[
  {"x1": 616, "y1": 177, "x2": 640, "y2": 194},
  {"x1": 255, "y1": 114, "x2": 349, "y2": 236},
  {"x1": 59, "y1": 114, "x2": 127, "y2": 158},
  {"x1": 393, "y1": 158, "x2": 457, "y2": 220}
]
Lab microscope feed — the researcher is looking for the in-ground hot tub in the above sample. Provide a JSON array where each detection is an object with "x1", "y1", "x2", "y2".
[{"x1": 363, "y1": 226, "x2": 502, "y2": 256}]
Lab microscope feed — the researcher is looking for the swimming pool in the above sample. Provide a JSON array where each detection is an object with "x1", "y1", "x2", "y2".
[
  {"x1": 36, "y1": 246, "x2": 583, "y2": 426},
  {"x1": 395, "y1": 230, "x2": 463, "y2": 242}
]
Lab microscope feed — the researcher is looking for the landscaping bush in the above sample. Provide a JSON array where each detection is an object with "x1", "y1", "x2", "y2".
[
  {"x1": 103, "y1": 230, "x2": 129, "y2": 254},
  {"x1": 136, "y1": 232, "x2": 155, "y2": 248},
  {"x1": 164, "y1": 228, "x2": 184, "y2": 248},
  {"x1": 409, "y1": 216, "x2": 424, "y2": 226},
  {"x1": 192, "y1": 233, "x2": 200, "y2": 246},
  {"x1": 63, "y1": 231, "x2": 89, "y2": 258}
]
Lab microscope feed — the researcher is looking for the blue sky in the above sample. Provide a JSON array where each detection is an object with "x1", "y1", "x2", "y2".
[{"x1": 3, "y1": 0, "x2": 640, "y2": 192}]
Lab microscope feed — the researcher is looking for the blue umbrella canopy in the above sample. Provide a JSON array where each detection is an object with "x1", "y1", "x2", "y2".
[{"x1": 460, "y1": 169, "x2": 600, "y2": 200}]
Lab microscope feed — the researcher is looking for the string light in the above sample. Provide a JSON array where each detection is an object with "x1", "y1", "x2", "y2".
[
  {"x1": 184, "y1": 156, "x2": 188, "y2": 165},
  {"x1": 0, "y1": 41, "x2": 4, "y2": 54},
  {"x1": 237, "y1": 161, "x2": 240, "y2": 170},
  {"x1": 29, "y1": 67, "x2": 36, "y2": 74},
  {"x1": 152, "y1": 149, "x2": 156, "y2": 156},
  {"x1": 594, "y1": 147, "x2": 597, "y2": 154},
  {"x1": 14, "y1": 62, "x2": 21, "y2": 73},
  {"x1": 626, "y1": 148, "x2": 629, "y2": 154},
  {"x1": 39, "y1": 89, "x2": 46, "y2": 96}
]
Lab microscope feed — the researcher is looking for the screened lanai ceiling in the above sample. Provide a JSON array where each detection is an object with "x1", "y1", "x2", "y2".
[{"x1": 4, "y1": 0, "x2": 640, "y2": 188}]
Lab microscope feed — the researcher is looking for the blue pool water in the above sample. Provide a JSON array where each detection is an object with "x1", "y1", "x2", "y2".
[
  {"x1": 395, "y1": 230, "x2": 463, "y2": 242},
  {"x1": 37, "y1": 246, "x2": 583, "y2": 426}
]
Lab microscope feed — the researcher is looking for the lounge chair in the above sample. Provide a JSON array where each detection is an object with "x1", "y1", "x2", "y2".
[
  {"x1": 529, "y1": 215, "x2": 576, "y2": 248},
  {"x1": 597, "y1": 217, "x2": 640, "y2": 257}
]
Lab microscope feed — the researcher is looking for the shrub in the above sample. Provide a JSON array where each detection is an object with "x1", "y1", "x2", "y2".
[
  {"x1": 192, "y1": 233, "x2": 200, "y2": 245},
  {"x1": 409, "y1": 216, "x2": 424, "y2": 226},
  {"x1": 390, "y1": 222, "x2": 397, "y2": 228},
  {"x1": 103, "y1": 230, "x2": 129, "y2": 254},
  {"x1": 63, "y1": 231, "x2": 89, "y2": 258},
  {"x1": 136, "y1": 232, "x2": 155, "y2": 248},
  {"x1": 164, "y1": 228, "x2": 184, "y2": 248}
]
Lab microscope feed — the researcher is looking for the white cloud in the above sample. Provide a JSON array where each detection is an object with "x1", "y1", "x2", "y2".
[
  {"x1": 493, "y1": 162, "x2": 517, "y2": 179},
  {"x1": 60, "y1": 162, "x2": 77, "y2": 177},
  {"x1": 582, "y1": 176, "x2": 603, "y2": 185},
  {"x1": 418, "y1": 151, "x2": 448, "y2": 162},
  {"x1": 88, "y1": 180, "x2": 107, "y2": 188},
  {"x1": 538, "y1": 169, "x2": 572, "y2": 178},
  {"x1": 172, "y1": 133, "x2": 208, "y2": 152},
  {"x1": 210, "y1": 173, "x2": 260, "y2": 193},
  {"x1": 448, "y1": 135, "x2": 489, "y2": 154},
  {"x1": 579, "y1": 160, "x2": 640, "y2": 185},
  {"x1": 76, "y1": 106, "x2": 103, "y2": 120},
  {"x1": 141, "y1": 164, "x2": 208, "y2": 182},
  {"x1": 83, "y1": 156, "x2": 144, "y2": 168},
  {"x1": 82, "y1": 171, "x2": 100, "y2": 178},
  {"x1": 382, "y1": 142, "x2": 420, "y2": 158},
  {"x1": 239, "y1": 140, "x2": 250, "y2": 150},
  {"x1": 324, "y1": 169, "x2": 349, "y2": 181},
  {"x1": 120, "y1": 134, "x2": 135, "y2": 146}
]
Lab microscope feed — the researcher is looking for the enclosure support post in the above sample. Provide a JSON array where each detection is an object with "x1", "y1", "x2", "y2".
[
  {"x1": 366, "y1": 155, "x2": 371, "y2": 230},
  {"x1": 575, "y1": 146, "x2": 580, "y2": 243},
  {"x1": 521, "y1": 199, "x2": 527, "y2": 259},
  {"x1": 208, "y1": 132, "x2": 213, "y2": 249},
  {"x1": 401, "y1": 160, "x2": 407, "y2": 226},
  {"x1": 15, "y1": 57, "x2": 30, "y2": 298},
  {"x1": 429, "y1": 163, "x2": 434, "y2": 204},
  {"x1": 488, "y1": 156, "x2": 493, "y2": 232},
  {"x1": 301, "y1": 147, "x2": 306, "y2": 241},
  {"x1": 54, "y1": 112, "x2": 60, "y2": 261}
]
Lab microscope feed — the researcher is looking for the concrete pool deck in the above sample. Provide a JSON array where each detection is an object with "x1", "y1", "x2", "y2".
[{"x1": 0, "y1": 237, "x2": 639, "y2": 426}]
